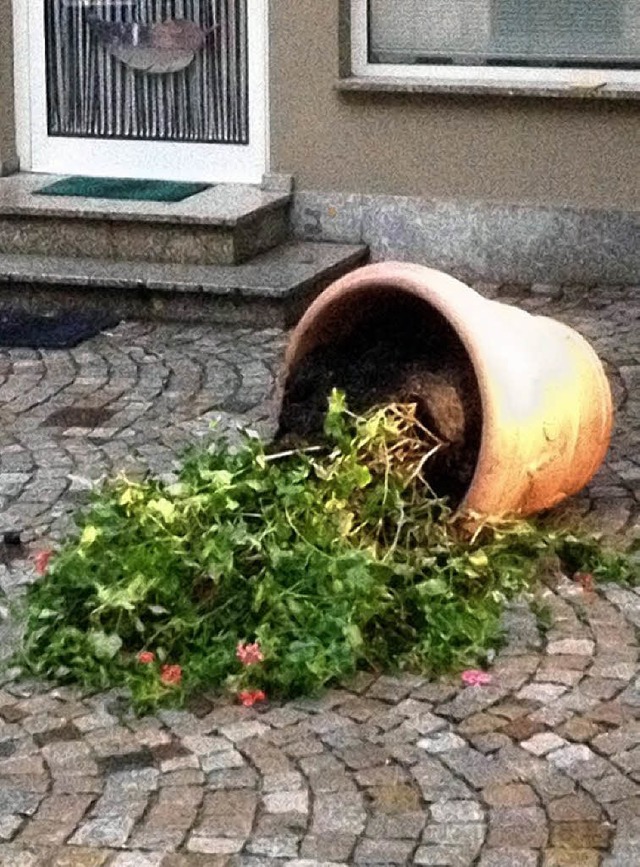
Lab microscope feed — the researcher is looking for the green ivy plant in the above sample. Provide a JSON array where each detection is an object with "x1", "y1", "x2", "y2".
[{"x1": 13, "y1": 391, "x2": 635, "y2": 713}]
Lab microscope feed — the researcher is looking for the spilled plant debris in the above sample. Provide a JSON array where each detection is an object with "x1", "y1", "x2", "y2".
[{"x1": 13, "y1": 392, "x2": 634, "y2": 714}]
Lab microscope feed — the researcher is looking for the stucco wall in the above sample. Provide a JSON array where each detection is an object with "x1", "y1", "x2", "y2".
[
  {"x1": 1, "y1": 0, "x2": 637, "y2": 214},
  {"x1": 269, "y1": 0, "x2": 640, "y2": 211},
  {"x1": 0, "y1": 0, "x2": 17, "y2": 174}
]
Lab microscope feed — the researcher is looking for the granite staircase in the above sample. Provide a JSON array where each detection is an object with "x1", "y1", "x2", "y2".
[{"x1": 0, "y1": 173, "x2": 368, "y2": 327}]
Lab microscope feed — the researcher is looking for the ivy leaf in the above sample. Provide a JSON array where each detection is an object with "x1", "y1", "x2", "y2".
[
  {"x1": 148, "y1": 498, "x2": 176, "y2": 523},
  {"x1": 324, "y1": 389, "x2": 350, "y2": 444},
  {"x1": 119, "y1": 487, "x2": 136, "y2": 506},
  {"x1": 338, "y1": 511, "x2": 354, "y2": 537},
  {"x1": 418, "y1": 577, "x2": 449, "y2": 597},
  {"x1": 351, "y1": 465, "x2": 372, "y2": 488},
  {"x1": 87, "y1": 631, "x2": 122, "y2": 660},
  {"x1": 211, "y1": 470, "x2": 234, "y2": 487},
  {"x1": 80, "y1": 526, "x2": 99, "y2": 547},
  {"x1": 468, "y1": 551, "x2": 489, "y2": 568},
  {"x1": 166, "y1": 482, "x2": 187, "y2": 497},
  {"x1": 344, "y1": 623, "x2": 363, "y2": 650}
]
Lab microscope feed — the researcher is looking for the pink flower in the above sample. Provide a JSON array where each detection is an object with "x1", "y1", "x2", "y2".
[
  {"x1": 160, "y1": 664, "x2": 182, "y2": 686},
  {"x1": 461, "y1": 669, "x2": 492, "y2": 687},
  {"x1": 137, "y1": 651, "x2": 155, "y2": 664},
  {"x1": 34, "y1": 550, "x2": 53, "y2": 575},
  {"x1": 238, "y1": 689, "x2": 266, "y2": 707},
  {"x1": 236, "y1": 641, "x2": 264, "y2": 666}
]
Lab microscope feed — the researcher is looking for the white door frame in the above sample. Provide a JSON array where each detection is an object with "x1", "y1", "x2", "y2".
[{"x1": 12, "y1": 0, "x2": 269, "y2": 184}]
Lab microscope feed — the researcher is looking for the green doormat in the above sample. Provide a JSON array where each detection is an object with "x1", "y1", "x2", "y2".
[{"x1": 36, "y1": 176, "x2": 210, "y2": 203}]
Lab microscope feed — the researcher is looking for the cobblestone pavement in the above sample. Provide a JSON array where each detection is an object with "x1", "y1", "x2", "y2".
[{"x1": 0, "y1": 284, "x2": 636, "y2": 866}]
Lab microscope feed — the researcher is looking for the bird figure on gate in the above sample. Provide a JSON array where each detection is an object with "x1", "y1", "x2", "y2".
[{"x1": 87, "y1": 13, "x2": 219, "y2": 74}]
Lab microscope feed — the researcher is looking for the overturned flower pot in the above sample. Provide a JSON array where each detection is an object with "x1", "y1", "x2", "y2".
[{"x1": 277, "y1": 262, "x2": 613, "y2": 518}]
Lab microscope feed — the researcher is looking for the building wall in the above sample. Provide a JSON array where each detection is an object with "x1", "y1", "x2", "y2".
[
  {"x1": 1, "y1": 0, "x2": 637, "y2": 211},
  {"x1": 0, "y1": 1, "x2": 637, "y2": 282},
  {"x1": 269, "y1": 0, "x2": 640, "y2": 211},
  {"x1": 0, "y1": 0, "x2": 17, "y2": 175}
]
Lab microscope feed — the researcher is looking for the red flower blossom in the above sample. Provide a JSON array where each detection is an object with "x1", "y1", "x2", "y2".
[
  {"x1": 138, "y1": 651, "x2": 155, "y2": 664},
  {"x1": 34, "y1": 549, "x2": 53, "y2": 575},
  {"x1": 461, "y1": 669, "x2": 492, "y2": 687},
  {"x1": 238, "y1": 689, "x2": 266, "y2": 707},
  {"x1": 574, "y1": 572, "x2": 595, "y2": 592},
  {"x1": 160, "y1": 664, "x2": 182, "y2": 685},
  {"x1": 236, "y1": 641, "x2": 264, "y2": 666}
]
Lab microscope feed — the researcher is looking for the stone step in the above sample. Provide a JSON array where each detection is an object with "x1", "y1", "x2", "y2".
[
  {"x1": 0, "y1": 241, "x2": 369, "y2": 328},
  {"x1": 0, "y1": 174, "x2": 290, "y2": 266}
]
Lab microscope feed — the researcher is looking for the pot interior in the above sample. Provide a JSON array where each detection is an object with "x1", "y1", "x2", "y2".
[{"x1": 279, "y1": 286, "x2": 483, "y2": 506}]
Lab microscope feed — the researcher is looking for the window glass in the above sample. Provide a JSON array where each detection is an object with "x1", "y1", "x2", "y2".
[{"x1": 368, "y1": 0, "x2": 640, "y2": 67}]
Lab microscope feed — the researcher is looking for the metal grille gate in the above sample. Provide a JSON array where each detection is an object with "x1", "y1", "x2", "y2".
[{"x1": 44, "y1": 0, "x2": 249, "y2": 145}]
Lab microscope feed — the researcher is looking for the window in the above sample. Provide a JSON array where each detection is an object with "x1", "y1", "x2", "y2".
[{"x1": 351, "y1": 0, "x2": 640, "y2": 86}]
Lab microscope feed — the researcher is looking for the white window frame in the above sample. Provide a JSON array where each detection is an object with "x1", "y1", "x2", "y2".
[
  {"x1": 12, "y1": 0, "x2": 270, "y2": 184},
  {"x1": 351, "y1": 0, "x2": 640, "y2": 88}
]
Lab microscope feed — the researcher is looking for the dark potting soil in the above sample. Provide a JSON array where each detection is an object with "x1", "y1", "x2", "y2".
[{"x1": 278, "y1": 296, "x2": 482, "y2": 505}]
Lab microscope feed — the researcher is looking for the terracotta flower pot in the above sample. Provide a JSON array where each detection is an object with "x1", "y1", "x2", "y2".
[{"x1": 280, "y1": 262, "x2": 613, "y2": 518}]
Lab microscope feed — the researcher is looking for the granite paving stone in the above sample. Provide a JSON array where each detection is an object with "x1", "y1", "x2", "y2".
[
  {"x1": 262, "y1": 790, "x2": 308, "y2": 814},
  {"x1": 581, "y1": 772, "x2": 640, "y2": 803},
  {"x1": 68, "y1": 815, "x2": 137, "y2": 849},
  {"x1": 355, "y1": 764, "x2": 411, "y2": 788},
  {"x1": 429, "y1": 800, "x2": 484, "y2": 823},
  {"x1": 543, "y1": 850, "x2": 601, "y2": 867},
  {"x1": 547, "y1": 639, "x2": 595, "y2": 656},
  {"x1": 520, "y1": 733, "x2": 568, "y2": 756},
  {"x1": 258, "y1": 771, "x2": 303, "y2": 794},
  {"x1": 244, "y1": 836, "x2": 300, "y2": 858},
  {"x1": 414, "y1": 844, "x2": 477, "y2": 866},
  {"x1": 487, "y1": 805, "x2": 549, "y2": 848},
  {"x1": 353, "y1": 837, "x2": 416, "y2": 864},
  {"x1": 365, "y1": 810, "x2": 426, "y2": 839},
  {"x1": 476, "y1": 850, "x2": 539, "y2": 867},
  {"x1": 366, "y1": 782, "x2": 423, "y2": 817},
  {"x1": 0, "y1": 814, "x2": 23, "y2": 841},
  {"x1": 549, "y1": 819, "x2": 613, "y2": 849},
  {"x1": 547, "y1": 744, "x2": 612, "y2": 779},
  {"x1": 516, "y1": 683, "x2": 568, "y2": 704},
  {"x1": 129, "y1": 785, "x2": 202, "y2": 850},
  {"x1": 109, "y1": 854, "x2": 165, "y2": 867},
  {"x1": 185, "y1": 835, "x2": 244, "y2": 855},
  {"x1": 190, "y1": 790, "x2": 257, "y2": 839},
  {"x1": 417, "y1": 733, "x2": 466, "y2": 754},
  {"x1": 299, "y1": 833, "x2": 356, "y2": 862},
  {"x1": 311, "y1": 793, "x2": 367, "y2": 835},
  {"x1": 547, "y1": 793, "x2": 603, "y2": 822},
  {"x1": 421, "y1": 820, "x2": 486, "y2": 850},
  {"x1": 411, "y1": 758, "x2": 475, "y2": 803},
  {"x1": 467, "y1": 732, "x2": 511, "y2": 754},
  {"x1": 0, "y1": 288, "x2": 634, "y2": 863},
  {"x1": 481, "y1": 783, "x2": 538, "y2": 807}
]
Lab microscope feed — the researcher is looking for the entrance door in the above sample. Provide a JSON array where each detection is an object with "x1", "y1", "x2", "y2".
[{"x1": 15, "y1": 0, "x2": 267, "y2": 183}]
